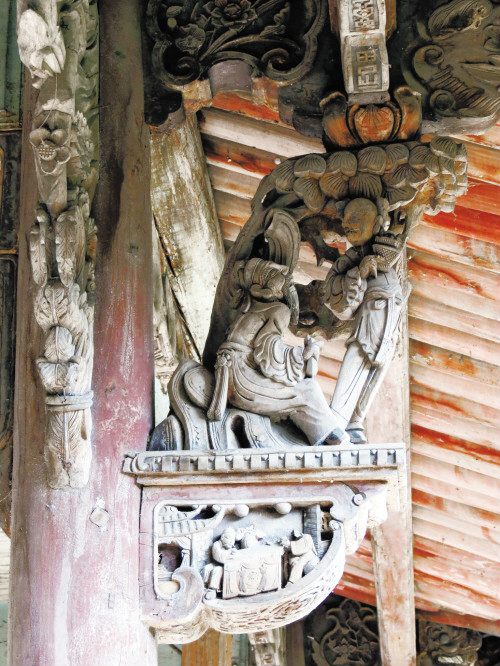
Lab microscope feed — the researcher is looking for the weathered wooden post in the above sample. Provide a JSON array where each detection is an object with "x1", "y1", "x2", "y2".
[{"x1": 9, "y1": 0, "x2": 158, "y2": 663}]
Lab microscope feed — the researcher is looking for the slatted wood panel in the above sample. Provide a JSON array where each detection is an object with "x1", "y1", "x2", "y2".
[{"x1": 199, "y1": 102, "x2": 500, "y2": 628}]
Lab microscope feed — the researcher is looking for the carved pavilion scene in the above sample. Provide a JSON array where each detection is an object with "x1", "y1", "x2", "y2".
[{"x1": 0, "y1": 0, "x2": 499, "y2": 664}]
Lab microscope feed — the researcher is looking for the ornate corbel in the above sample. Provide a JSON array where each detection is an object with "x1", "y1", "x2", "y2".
[
  {"x1": 417, "y1": 620, "x2": 483, "y2": 666},
  {"x1": 395, "y1": 0, "x2": 500, "y2": 133},
  {"x1": 17, "y1": 0, "x2": 98, "y2": 489},
  {"x1": 143, "y1": 0, "x2": 328, "y2": 122},
  {"x1": 306, "y1": 594, "x2": 380, "y2": 666}
]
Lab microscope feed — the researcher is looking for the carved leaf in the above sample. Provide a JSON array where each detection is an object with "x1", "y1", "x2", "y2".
[
  {"x1": 386, "y1": 184, "x2": 417, "y2": 209},
  {"x1": 357, "y1": 146, "x2": 387, "y2": 174},
  {"x1": 384, "y1": 144, "x2": 409, "y2": 172},
  {"x1": 57, "y1": 206, "x2": 87, "y2": 287},
  {"x1": 319, "y1": 172, "x2": 349, "y2": 199},
  {"x1": 352, "y1": 104, "x2": 395, "y2": 143},
  {"x1": 326, "y1": 152, "x2": 357, "y2": 177},
  {"x1": 408, "y1": 145, "x2": 439, "y2": 174},
  {"x1": 272, "y1": 159, "x2": 296, "y2": 193},
  {"x1": 44, "y1": 326, "x2": 75, "y2": 363},
  {"x1": 30, "y1": 222, "x2": 48, "y2": 286},
  {"x1": 294, "y1": 154, "x2": 326, "y2": 178},
  {"x1": 383, "y1": 164, "x2": 427, "y2": 189},
  {"x1": 293, "y1": 176, "x2": 325, "y2": 212},
  {"x1": 348, "y1": 173, "x2": 382, "y2": 199},
  {"x1": 430, "y1": 136, "x2": 457, "y2": 159}
]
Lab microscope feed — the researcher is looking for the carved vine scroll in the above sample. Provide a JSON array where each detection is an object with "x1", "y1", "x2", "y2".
[
  {"x1": 17, "y1": 0, "x2": 99, "y2": 488},
  {"x1": 146, "y1": 0, "x2": 326, "y2": 89}
]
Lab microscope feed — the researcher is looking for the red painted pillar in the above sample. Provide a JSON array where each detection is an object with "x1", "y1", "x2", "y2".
[{"x1": 9, "y1": 0, "x2": 157, "y2": 663}]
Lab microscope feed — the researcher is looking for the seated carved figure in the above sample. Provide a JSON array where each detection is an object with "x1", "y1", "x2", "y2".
[{"x1": 207, "y1": 258, "x2": 348, "y2": 446}]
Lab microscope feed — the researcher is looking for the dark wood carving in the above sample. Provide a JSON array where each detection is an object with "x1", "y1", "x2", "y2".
[
  {"x1": 417, "y1": 620, "x2": 483, "y2": 666},
  {"x1": 305, "y1": 594, "x2": 380, "y2": 666},
  {"x1": 145, "y1": 0, "x2": 327, "y2": 89},
  {"x1": 397, "y1": 0, "x2": 500, "y2": 133}
]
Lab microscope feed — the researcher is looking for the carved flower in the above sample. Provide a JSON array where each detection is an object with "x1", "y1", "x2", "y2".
[
  {"x1": 174, "y1": 24, "x2": 206, "y2": 55},
  {"x1": 30, "y1": 127, "x2": 71, "y2": 174},
  {"x1": 207, "y1": 0, "x2": 257, "y2": 27}
]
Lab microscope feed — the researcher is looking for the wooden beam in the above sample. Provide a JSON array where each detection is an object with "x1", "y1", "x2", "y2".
[
  {"x1": 150, "y1": 113, "x2": 225, "y2": 358},
  {"x1": 9, "y1": 0, "x2": 158, "y2": 662},
  {"x1": 181, "y1": 629, "x2": 231, "y2": 666},
  {"x1": 367, "y1": 311, "x2": 416, "y2": 666}
]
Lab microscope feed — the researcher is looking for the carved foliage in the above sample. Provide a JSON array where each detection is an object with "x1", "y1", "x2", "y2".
[
  {"x1": 417, "y1": 621, "x2": 482, "y2": 666},
  {"x1": 145, "y1": 0, "x2": 326, "y2": 88},
  {"x1": 402, "y1": 0, "x2": 500, "y2": 129},
  {"x1": 306, "y1": 595, "x2": 380, "y2": 666},
  {"x1": 17, "y1": 0, "x2": 98, "y2": 488}
]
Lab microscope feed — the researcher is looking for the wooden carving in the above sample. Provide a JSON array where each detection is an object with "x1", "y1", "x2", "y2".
[
  {"x1": 417, "y1": 621, "x2": 483, "y2": 666},
  {"x1": 145, "y1": 0, "x2": 326, "y2": 91},
  {"x1": 17, "y1": 0, "x2": 98, "y2": 488},
  {"x1": 129, "y1": 483, "x2": 396, "y2": 642},
  {"x1": 399, "y1": 0, "x2": 500, "y2": 132},
  {"x1": 148, "y1": 134, "x2": 466, "y2": 451},
  {"x1": 306, "y1": 594, "x2": 380, "y2": 666}
]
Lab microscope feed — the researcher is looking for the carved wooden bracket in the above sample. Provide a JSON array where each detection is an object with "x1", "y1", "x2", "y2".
[
  {"x1": 143, "y1": 0, "x2": 327, "y2": 121},
  {"x1": 397, "y1": 0, "x2": 500, "y2": 134},
  {"x1": 417, "y1": 619, "x2": 483, "y2": 666},
  {"x1": 125, "y1": 442, "x2": 404, "y2": 642},
  {"x1": 17, "y1": 0, "x2": 99, "y2": 489},
  {"x1": 306, "y1": 594, "x2": 380, "y2": 666}
]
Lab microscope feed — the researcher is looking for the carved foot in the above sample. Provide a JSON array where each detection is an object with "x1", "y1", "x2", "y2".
[
  {"x1": 346, "y1": 424, "x2": 367, "y2": 445},
  {"x1": 324, "y1": 428, "x2": 350, "y2": 446}
]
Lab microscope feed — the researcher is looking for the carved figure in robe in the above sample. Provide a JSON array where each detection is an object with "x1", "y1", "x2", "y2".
[
  {"x1": 282, "y1": 530, "x2": 320, "y2": 583},
  {"x1": 322, "y1": 198, "x2": 404, "y2": 443},
  {"x1": 203, "y1": 527, "x2": 239, "y2": 594},
  {"x1": 207, "y1": 258, "x2": 349, "y2": 445}
]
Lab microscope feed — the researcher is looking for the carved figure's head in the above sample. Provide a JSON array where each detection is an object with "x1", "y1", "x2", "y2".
[
  {"x1": 243, "y1": 258, "x2": 289, "y2": 301},
  {"x1": 220, "y1": 528, "x2": 236, "y2": 549}
]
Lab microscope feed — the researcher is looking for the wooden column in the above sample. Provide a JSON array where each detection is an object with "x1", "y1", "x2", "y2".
[
  {"x1": 181, "y1": 629, "x2": 232, "y2": 666},
  {"x1": 8, "y1": 0, "x2": 157, "y2": 663},
  {"x1": 367, "y1": 307, "x2": 416, "y2": 666}
]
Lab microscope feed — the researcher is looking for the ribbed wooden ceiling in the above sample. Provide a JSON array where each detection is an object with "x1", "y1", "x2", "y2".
[{"x1": 197, "y1": 97, "x2": 500, "y2": 627}]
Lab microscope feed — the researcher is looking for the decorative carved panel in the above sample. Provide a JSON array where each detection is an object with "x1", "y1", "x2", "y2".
[
  {"x1": 145, "y1": 0, "x2": 327, "y2": 90},
  {"x1": 395, "y1": 0, "x2": 500, "y2": 133},
  {"x1": 305, "y1": 594, "x2": 380, "y2": 666},
  {"x1": 417, "y1": 620, "x2": 483, "y2": 666},
  {"x1": 17, "y1": 0, "x2": 99, "y2": 488}
]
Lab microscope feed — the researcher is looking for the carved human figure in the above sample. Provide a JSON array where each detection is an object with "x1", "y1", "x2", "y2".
[
  {"x1": 322, "y1": 198, "x2": 403, "y2": 443},
  {"x1": 203, "y1": 527, "x2": 239, "y2": 594},
  {"x1": 282, "y1": 530, "x2": 320, "y2": 583},
  {"x1": 207, "y1": 258, "x2": 349, "y2": 445}
]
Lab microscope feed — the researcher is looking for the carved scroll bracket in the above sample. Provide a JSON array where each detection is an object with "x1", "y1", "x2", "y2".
[{"x1": 17, "y1": 0, "x2": 99, "y2": 488}]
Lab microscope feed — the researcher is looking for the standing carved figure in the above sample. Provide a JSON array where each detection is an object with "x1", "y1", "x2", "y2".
[{"x1": 322, "y1": 198, "x2": 403, "y2": 443}]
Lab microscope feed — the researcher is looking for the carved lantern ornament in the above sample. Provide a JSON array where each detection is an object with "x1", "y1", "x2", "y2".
[{"x1": 17, "y1": 1, "x2": 99, "y2": 488}]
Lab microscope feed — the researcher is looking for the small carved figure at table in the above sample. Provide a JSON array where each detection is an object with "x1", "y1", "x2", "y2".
[
  {"x1": 207, "y1": 257, "x2": 349, "y2": 445},
  {"x1": 203, "y1": 527, "x2": 239, "y2": 596},
  {"x1": 204, "y1": 525, "x2": 284, "y2": 599},
  {"x1": 322, "y1": 198, "x2": 403, "y2": 444},
  {"x1": 282, "y1": 529, "x2": 320, "y2": 584}
]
